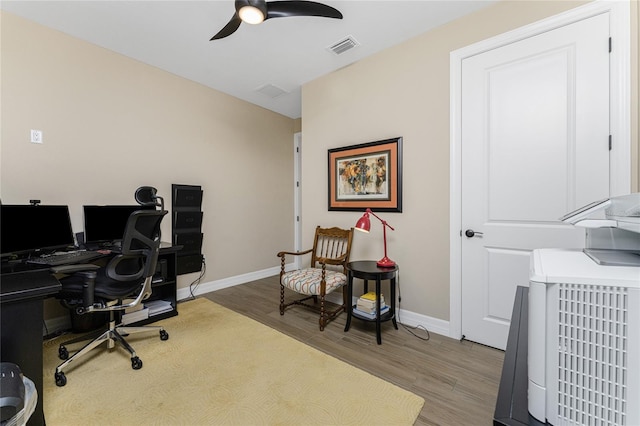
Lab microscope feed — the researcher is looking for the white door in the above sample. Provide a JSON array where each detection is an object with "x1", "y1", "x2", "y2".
[{"x1": 460, "y1": 12, "x2": 611, "y2": 350}]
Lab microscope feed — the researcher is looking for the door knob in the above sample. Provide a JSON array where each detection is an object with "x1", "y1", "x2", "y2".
[{"x1": 464, "y1": 229, "x2": 484, "y2": 238}]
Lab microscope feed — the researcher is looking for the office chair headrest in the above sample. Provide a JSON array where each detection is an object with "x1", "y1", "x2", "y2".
[{"x1": 135, "y1": 186, "x2": 162, "y2": 208}]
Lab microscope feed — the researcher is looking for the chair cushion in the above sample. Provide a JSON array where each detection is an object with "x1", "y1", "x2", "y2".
[{"x1": 281, "y1": 268, "x2": 346, "y2": 296}]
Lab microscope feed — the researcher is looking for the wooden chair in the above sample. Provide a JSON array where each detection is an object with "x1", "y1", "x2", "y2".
[{"x1": 277, "y1": 226, "x2": 354, "y2": 331}]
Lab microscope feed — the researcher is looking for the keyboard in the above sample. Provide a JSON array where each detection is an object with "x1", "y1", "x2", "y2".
[{"x1": 26, "y1": 250, "x2": 105, "y2": 267}]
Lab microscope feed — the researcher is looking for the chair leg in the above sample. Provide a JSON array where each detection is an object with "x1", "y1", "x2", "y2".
[
  {"x1": 54, "y1": 315, "x2": 168, "y2": 387},
  {"x1": 280, "y1": 284, "x2": 345, "y2": 331},
  {"x1": 58, "y1": 325, "x2": 107, "y2": 349},
  {"x1": 279, "y1": 284, "x2": 285, "y2": 315},
  {"x1": 319, "y1": 295, "x2": 326, "y2": 331},
  {"x1": 116, "y1": 324, "x2": 164, "y2": 336},
  {"x1": 55, "y1": 328, "x2": 112, "y2": 377},
  {"x1": 110, "y1": 329, "x2": 139, "y2": 358},
  {"x1": 116, "y1": 325, "x2": 168, "y2": 344}
]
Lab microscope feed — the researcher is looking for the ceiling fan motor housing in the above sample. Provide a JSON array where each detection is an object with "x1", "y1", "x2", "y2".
[
  {"x1": 236, "y1": 0, "x2": 267, "y2": 22},
  {"x1": 211, "y1": 0, "x2": 342, "y2": 40}
]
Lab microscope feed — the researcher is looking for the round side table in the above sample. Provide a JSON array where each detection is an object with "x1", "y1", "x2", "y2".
[{"x1": 343, "y1": 260, "x2": 399, "y2": 344}]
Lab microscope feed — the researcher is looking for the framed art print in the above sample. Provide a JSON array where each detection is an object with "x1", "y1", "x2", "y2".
[{"x1": 328, "y1": 137, "x2": 402, "y2": 212}]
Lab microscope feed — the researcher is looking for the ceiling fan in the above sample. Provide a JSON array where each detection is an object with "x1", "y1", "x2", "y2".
[{"x1": 210, "y1": 0, "x2": 343, "y2": 41}]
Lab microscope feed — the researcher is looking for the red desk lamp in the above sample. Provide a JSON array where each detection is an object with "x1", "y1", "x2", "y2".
[{"x1": 355, "y1": 208, "x2": 396, "y2": 268}]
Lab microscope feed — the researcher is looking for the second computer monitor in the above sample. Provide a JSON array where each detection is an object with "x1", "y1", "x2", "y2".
[{"x1": 83, "y1": 205, "x2": 152, "y2": 247}]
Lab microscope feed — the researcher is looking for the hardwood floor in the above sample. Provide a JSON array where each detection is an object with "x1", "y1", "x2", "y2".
[{"x1": 200, "y1": 275, "x2": 505, "y2": 425}]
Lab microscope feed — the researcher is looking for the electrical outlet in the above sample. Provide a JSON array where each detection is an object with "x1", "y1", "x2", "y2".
[{"x1": 30, "y1": 129, "x2": 43, "y2": 144}]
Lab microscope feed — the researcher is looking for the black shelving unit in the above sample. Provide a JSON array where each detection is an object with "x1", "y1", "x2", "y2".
[
  {"x1": 171, "y1": 184, "x2": 203, "y2": 275},
  {"x1": 129, "y1": 244, "x2": 180, "y2": 324}
]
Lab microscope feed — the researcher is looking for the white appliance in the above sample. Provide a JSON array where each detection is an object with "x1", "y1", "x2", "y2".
[{"x1": 528, "y1": 194, "x2": 640, "y2": 425}]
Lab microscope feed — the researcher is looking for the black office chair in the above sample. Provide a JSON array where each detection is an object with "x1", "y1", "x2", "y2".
[{"x1": 52, "y1": 187, "x2": 169, "y2": 387}]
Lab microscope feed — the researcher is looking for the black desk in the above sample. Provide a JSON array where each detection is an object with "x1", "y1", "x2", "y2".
[
  {"x1": 1, "y1": 265, "x2": 61, "y2": 426},
  {"x1": 1, "y1": 243, "x2": 180, "y2": 425},
  {"x1": 344, "y1": 261, "x2": 398, "y2": 344}
]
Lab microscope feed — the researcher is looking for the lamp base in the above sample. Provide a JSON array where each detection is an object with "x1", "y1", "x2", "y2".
[{"x1": 376, "y1": 256, "x2": 396, "y2": 268}]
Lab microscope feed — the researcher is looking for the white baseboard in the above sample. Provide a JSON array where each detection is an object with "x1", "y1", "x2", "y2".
[
  {"x1": 333, "y1": 293, "x2": 450, "y2": 337},
  {"x1": 395, "y1": 307, "x2": 450, "y2": 337},
  {"x1": 189, "y1": 269, "x2": 451, "y2": 338},
  {"x1": 177, "y1": 264, "x2": 291, "y2": 300},
  {"x1": 44, "y1": 264, "x2": 292, "y2": 337},
  {"x1": 46, "y1": 264, "x2": 452, "y2": 339}
]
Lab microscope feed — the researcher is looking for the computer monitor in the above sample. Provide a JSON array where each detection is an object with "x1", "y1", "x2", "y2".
[
  {"x1": 83, "y1": 205, "x2": 152, "y2": 246},
  {"x1": 1, "y1": 205, "x2": 75, "y2": 256}
]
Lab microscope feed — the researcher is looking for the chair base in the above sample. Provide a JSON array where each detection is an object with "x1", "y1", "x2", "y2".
[
  {"x1": 54, "y1": 317, "x2": 168, "y2": 387},
  {"x1": 280, "y1": 288, "x2": 346, "y2": 331}
]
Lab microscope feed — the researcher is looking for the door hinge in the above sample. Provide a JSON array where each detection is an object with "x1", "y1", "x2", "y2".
[
  {"x1": 296, "y1": 181, "x2": 300, "y2": 187},
  {"x1": 296, "y1": 146, "x2": 300, "y2": 153},
  {"x1": 609, "y1": 37, "x2": 612, "y2": 53},
  {"x1": 609, "y1": 135, "x2": 612, "y2": 151}
]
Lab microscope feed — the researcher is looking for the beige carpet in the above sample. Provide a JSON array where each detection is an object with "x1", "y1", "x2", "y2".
[{"x1": 43, "y1": 298, "x2": 424, "y2": 425}]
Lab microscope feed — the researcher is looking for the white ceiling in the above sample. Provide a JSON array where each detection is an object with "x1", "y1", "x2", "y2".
[{"x1": 1, "y1": 0, "x2": 497, "y2": 119}]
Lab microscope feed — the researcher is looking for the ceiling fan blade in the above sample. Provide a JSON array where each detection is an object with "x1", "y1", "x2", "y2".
[
  {"x1": 265, "y1": 1, "x2": 343, "y2": 20},
  {"x1": 210, "y1": 13, "x2": 242, "y2": 40}
]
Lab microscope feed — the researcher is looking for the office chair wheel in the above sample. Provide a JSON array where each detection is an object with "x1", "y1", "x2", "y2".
[
  {"x1": 55, "y1": 372, "x2": 67, "y2": 387},
  {"x1": 58, "y1": 346, "x2": 69, "y2": 360},
  {"x1": 131, "y1": 356, "x2": 143, "y2": 370},
  {"x1": 160, "y1": 330, "x2": 169, "y2": 340}
]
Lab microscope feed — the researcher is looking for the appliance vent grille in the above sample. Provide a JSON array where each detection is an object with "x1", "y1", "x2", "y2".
[
  {"x1": 557, "y1": 283, "x2": 629, "y2": 426},
  {"x1": 327, "y1": 36, "x2": 359, "y2": 55}
]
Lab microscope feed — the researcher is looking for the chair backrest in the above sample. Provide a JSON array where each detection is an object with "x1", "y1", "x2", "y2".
[
  {"x1": 310, "y1": 226, "x2": 354, "y2": 273},
  {"x1": 104, "y1": 209, "x2": 167, "y2": 286}
]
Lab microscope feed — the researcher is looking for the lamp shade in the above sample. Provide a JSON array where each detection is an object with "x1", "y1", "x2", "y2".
[
  {"x1": 355, "y1": 211, "x2": 371, "y2": 233},
  {"x1": 354, "y1": 208, "x2": 395, "y2": 268}
]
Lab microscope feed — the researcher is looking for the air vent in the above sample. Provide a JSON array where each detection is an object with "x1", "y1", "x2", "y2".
[
  {"x1": 255, "y1": 84, "x2": 288, "y2": 99},
  {"x1": 327, "y1": 35, "x2": 359, "y2": 55}
]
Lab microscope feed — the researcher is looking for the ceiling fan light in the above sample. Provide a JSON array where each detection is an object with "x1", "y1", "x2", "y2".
[{"x1": 239, "y1": 6, "x2": 264, "y2": 24}]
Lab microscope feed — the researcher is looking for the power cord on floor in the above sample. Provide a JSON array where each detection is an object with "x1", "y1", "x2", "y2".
[
  {"x1": 43, "y1": 319, "x2": 50, "y2": 339},
  {"x1": 396, "y1": 270, "x2": 430, "y2": 341},
  {"x1": 184, "y1": 256, "x2": 206, "y2": 300}
]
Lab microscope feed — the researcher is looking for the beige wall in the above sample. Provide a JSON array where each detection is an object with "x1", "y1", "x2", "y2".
[
  {"x1": 302, "y1": 0, "x2": 639, "y2": 322},
  {"x1": 1, "y1": 1, "x2": 637, "y2": 327},
  {"x1": 1, "y1": 12, "x2": 295, "y2": 316}
]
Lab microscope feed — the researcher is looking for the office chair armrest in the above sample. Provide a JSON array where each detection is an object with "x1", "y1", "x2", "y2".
[
  {"x1": 50, "y1": 264, "x2": 101, "y2": 275},
  {"x1": 53, "y1": 265, "x2": 99, "y2": 310}
]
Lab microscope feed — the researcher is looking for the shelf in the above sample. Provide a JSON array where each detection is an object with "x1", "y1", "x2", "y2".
[
  {"x1": 130, "y1": 310, "x2": 177, "y2": 326},
  {"x1": 128, "y1": 246, "x2": 178, "y2": 326},
  {"x1": 351, "y1": 307, "x2": 394, "y2": 322},
  {"x1": 151, "y1": 280, "x2": 176, "y2": 288}
]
